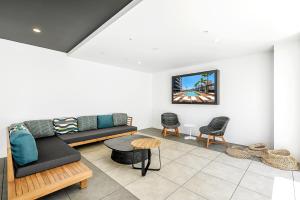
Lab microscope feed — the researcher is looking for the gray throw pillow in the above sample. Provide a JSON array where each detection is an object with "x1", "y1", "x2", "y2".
[
  {"x1": 24, "y1": 119, "x2": 55, "y2": 138},
  {"x1": 77, "y1": 116, "x2": 97, "y2": 131},
  {"x1": 112, "y1": 113, "x2": 128, "y2": 126}
]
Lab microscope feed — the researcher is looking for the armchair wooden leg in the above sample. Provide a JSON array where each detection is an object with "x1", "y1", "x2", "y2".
[
  {"x1": 162, "y1": 128, "x2": 167, "y2": 137},
  {"x1": 175, "y1": 128, "x2": 179, "y2": 137},
  {"x1": 206, "y1": 135, "x2": 211, "y2": 148},
  {"x1": 221, "y1": 136, "x2": 228, "y2": 146},
  {"x1": 197, "y1": 132, "x2": 203, "y2": 141}
]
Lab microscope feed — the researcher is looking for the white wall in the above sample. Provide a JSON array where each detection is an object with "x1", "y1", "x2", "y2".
[
  {"x1": 274, "y1": 35, "x2": 300, "y2": 160},
  {"x1": 0, "y1": 39, "x2": 152, "y2": 158},
  {"x1": 152, "y1": 52, "x2": 274, "y2": 146}
]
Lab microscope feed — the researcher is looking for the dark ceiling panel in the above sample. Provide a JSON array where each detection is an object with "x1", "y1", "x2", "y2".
[{"x1": 0, "y1": 0, "x2": 132, "y2": 52}]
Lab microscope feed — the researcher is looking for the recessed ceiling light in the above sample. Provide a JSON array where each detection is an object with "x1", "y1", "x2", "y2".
[
  {"x1": 137, "y1": 61, "x2": 142, "y2": 65},
  {"x1": 33, "y1": 27, "x2": 41, "y2": 33}
]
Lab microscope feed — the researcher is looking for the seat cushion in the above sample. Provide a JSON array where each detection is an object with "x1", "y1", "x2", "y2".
[
  {"x1": 162, "y1": 123, "x2": 180, "y2": 129},
  {"x1": 78, "y1": 115, "x2": 97, "y2": 131},
  {"x1": 58, "y1": 125, "x2": 137, "y2": 144},
  {"x1": 112, "y1": 113, "x2": 128, "y2": 126},
  {"x1": 53, "y1": 117, "x2": 78, "y2": 135},
  {"x1": 24, "y1": 119, "x2": 55, "y2": 138},
  {"x1": 97, "y1": 115, "x2": 114, "y2": 129},
  {"x1": 199, "y1": 126, "x2": 223, "y2": 135},
  {"x1": 14, "y1": 136, "x2": 81, "y2": 178}
]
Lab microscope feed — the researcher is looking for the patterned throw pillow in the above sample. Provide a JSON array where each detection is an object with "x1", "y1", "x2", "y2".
[
  {"x1": 24, "y1": 120, "x2": 55, "y2": 138},
  {"x1": 112, "y1": 113, "x2": 128, "y2": 126},
  {"x1": 77, "y1": 116, "x2": 97, "y2": 131},
  {"x1": 53, "y1": 117, "x2": 78, "y2": 135}
]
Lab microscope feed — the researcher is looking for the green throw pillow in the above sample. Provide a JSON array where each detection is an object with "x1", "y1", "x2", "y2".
[
  {"x1": 78, "y1": 116, "x2": 97, "y2": 131},
  {"x1": 97, "y1": 115, "x2": 113, "y2": 129},
  {"x1": 9, "y1": 124, "x2": 38, "y2": 166},
  {"x1": 24, "y1": 120, "x2": 55, "y2": 138}
]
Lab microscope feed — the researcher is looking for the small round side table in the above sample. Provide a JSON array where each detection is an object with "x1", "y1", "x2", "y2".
[
  {"x1": 131, "y1": 138, "x2": 161, "y2": 176},
  {"x1": 184, "y1": 124, "x2": 196, "y2": 140}
]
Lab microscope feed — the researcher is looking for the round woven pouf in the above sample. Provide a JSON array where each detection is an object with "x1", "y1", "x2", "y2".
[
  {"x1": 226, "y1": 146, "x2": 251, "y2": 159},
  {"x1": 246, "y1": 143, "x2": 268, "y2": 158},
  {"x1": 262, "y1": 149, "x2": 299, "y2": 171}
]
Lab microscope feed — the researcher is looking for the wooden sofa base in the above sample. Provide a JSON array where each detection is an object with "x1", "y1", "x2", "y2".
[
  {"x1": 69, "y1": 131, "x2": 137, "y2": 147},
  {"x1": 8, "y1": 161, "x2": 92, "y2": 200}
]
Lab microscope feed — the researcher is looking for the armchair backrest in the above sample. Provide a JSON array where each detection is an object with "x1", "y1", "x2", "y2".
[
  {"x1": 208, "y1": 116, "x2": 230, "y2": 132},
  {"x1": 161, "y1": 113, "x2": 179, "y2": 126}
]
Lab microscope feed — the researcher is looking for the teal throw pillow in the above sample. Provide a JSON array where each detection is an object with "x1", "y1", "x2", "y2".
[
  {"x1": 97, "y1": 115, "x2": 113, "y2": 129},
  {"x1": 9, "y1": 126, "x2": 38, "y2": 166}
]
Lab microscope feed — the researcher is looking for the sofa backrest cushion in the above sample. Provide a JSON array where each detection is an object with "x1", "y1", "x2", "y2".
[
  {"x1": 77, "y1": 116, "x2": 97, "y2": 131},
  {"x1": 53, "y1": 117, "x2": 78, "y2": 135},
  {"x1": 112, "y1": 113, "x2": 128, "y2": 126},
  {"x1": 24, "y1": 120, "x2": 55, "y2": 138},
  {"x1": 9, "y1": 125, "x2": 38, "y2": 166},
  {"x1": 97, "y1": 115, "x2": 114, "y2": 129}
]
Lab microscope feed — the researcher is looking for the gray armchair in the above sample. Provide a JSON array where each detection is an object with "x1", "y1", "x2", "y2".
[
  {"x1": 161, "y1": 113, "x2": 180, "y2": 137},
  {"x1": 198, "y1": 116, "x2": 230, "y2": 148}
]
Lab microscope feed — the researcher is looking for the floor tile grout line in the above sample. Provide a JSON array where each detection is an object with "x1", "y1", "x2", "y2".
[
  {"x1": 178, "y1": 154, "x2": 222, "y2": 200},
  {"x1": 66, "y1": 190, "x2": 72, "y2": 200},
  {"x1": 247, "y1": 166, "x2": 293, "y2": 181},
  {"x1": 229, "y1": 159, "x2": 253, "y2": 200}
]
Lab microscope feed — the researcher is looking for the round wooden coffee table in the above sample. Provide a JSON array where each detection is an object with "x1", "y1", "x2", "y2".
[{"x1": 131, "y1": 138, "x2": 161, "y2": 176}]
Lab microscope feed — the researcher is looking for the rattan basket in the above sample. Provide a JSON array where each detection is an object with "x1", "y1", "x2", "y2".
[
  {"x1": 246, "y1": 143, "x2": 268, "y2": 157},
  {"x1": 262, "y1": 149, "x2": 299, "y2": 171},
  {"x1": 226, "y1": 146, "x2": 252, "y2": 159}
]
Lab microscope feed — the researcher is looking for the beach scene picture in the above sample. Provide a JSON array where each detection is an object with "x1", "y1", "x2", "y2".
[{"x1": 172, "y1": 70, "x2": 217, "y2": 104}]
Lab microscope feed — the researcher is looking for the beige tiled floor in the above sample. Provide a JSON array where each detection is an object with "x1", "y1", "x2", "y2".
[
  {"x1": 156, "y1": 162, "x2": 198, "y2": 185},
  {"x1": 79, "y1": 133, "x2": 299, "y2": 200},
  {"x1": 166, "y1": 188, "x2": 206, "y2": 200}
]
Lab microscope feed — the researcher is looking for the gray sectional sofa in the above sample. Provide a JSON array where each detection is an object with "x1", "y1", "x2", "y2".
[
  {"x1": 7, "y1": 114, "x2": 137, "y2": 200},
  {"x1": 10, "y1": 115, "x2": 137, "y2": 178}
]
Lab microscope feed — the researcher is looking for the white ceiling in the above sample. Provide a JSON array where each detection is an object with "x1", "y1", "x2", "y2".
[{"x1": 70, "y1": 0, "x2": 300, "y2": 72}]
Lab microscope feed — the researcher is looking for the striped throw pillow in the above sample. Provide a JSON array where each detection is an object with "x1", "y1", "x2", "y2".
[{"x1": 53, "y1": 117, "x2": 78, "y2": 135}]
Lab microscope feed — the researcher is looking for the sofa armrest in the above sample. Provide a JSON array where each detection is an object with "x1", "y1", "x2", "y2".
[{"x1": 7, "y1": 128, "x2": 15, "y2": 182}]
